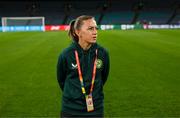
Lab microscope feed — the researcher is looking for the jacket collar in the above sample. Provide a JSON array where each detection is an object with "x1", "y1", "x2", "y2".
[{"x1": 72, "y1": 40, "x2": 97, "y2": 54}]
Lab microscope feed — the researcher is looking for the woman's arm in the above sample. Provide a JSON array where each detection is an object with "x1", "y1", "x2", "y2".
[
  {"x1": 101, "y1": 50, "x2": 110, "y2": 85},
  {"x1": 57, "y1": 54, "x2": 67, "y2": 91}
]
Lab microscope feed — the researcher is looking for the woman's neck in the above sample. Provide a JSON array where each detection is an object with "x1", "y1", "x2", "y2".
[{"x1": 78, "y1": 39, "x2": 92, "y2": 51}]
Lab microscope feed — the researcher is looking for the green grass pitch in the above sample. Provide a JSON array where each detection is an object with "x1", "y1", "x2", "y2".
[{"x1": 0, "y1": 29, "x2": 180, "y2": 117}]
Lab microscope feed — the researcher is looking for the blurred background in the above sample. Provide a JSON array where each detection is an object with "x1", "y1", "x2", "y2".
[{"x1": 0, "y1": 0, "x2": 180, "y2": 31}]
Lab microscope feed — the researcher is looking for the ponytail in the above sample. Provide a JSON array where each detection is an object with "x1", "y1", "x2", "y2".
[{"x1": 68, "y1": 20, "x2": 79, "y2": 42}]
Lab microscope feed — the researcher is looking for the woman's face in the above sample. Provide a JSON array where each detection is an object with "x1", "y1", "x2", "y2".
[{"x1": 76, "y1": 19, "x2": 98, "y2": 44}]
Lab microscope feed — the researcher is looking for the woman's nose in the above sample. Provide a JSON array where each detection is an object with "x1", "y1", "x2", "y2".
[{"x1": 93, "y1": 28, "x2": 97, "y2": 34}]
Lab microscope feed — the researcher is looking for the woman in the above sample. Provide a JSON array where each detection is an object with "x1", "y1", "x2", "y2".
[{"x1": 57, "y1": 15, "x2": 110, "y2": 117}]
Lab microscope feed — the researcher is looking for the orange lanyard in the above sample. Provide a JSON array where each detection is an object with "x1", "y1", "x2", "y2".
[{"x1": 75, "y1": 49, "x2": 98, "y2": 96}]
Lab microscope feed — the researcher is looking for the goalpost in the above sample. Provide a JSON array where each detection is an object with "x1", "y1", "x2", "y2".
[{"x1": 1, "y1": 17, "x2": 45, "y2": 32}]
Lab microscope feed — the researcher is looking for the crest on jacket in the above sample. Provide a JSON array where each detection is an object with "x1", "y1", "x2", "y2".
[{"x1": 96, "y1": 59, "x2": 103, "y2": 69}]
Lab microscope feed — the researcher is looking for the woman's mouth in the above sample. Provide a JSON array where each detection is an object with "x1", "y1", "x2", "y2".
[{"x1": 93, "y1": 36, "x2": 97, "y2": 39}]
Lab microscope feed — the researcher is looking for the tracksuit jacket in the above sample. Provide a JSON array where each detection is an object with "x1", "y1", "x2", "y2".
[{"x1": 57, "y1": 41, "x2": 110, "y2": 116}]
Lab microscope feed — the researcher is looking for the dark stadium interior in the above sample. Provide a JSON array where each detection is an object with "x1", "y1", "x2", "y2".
[{"x1": 0, "y1": 0, "x2": 180, "y2": 25}]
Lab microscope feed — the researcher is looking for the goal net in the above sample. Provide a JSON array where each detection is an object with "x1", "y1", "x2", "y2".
[{"x1": 1, "y1": 17, "x2": 45, "y2": 32}]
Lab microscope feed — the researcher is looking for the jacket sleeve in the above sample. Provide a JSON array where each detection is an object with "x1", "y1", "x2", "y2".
[
  {"x1": 101, "y1": 49, "x2": 110, "y2": 85},
  {"x1": 57, "y1": 53, "x2": 67, "y2": 91}
]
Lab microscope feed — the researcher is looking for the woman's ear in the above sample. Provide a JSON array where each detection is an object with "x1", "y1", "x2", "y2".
[{"x1": 75, "y1": 30, "x2": 80, "y2": 37}]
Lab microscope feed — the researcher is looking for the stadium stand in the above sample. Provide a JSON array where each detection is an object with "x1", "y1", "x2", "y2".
[{"x1": 0, "y1": 0, "x2": 179, "y2": 25}]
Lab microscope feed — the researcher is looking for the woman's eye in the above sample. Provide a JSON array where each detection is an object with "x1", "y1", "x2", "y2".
[
  {"x1": 88, "y1": 27, "x2": 93, "y2": 30},
  {"x1": 88, "y1": 27, "x2": 98, "y2": 31}
]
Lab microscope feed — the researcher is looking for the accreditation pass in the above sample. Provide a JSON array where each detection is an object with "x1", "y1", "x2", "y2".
[{"x1": 85, "y1": 95, "x2": 94, "y2": 112}]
